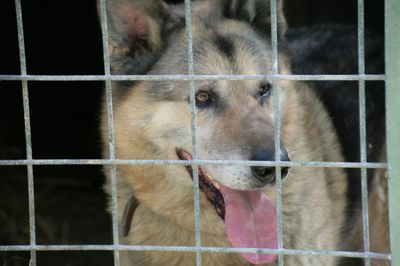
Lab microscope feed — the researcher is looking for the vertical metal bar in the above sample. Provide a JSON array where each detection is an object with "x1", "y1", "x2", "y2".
[
  {"x1": 98, "y1": 0, "x2": 120, "y2": 265},
  {"x1": 14, "y1": 0, "x2": 37, "y2": 265},
  {"x1": 184, "y1": 0, "x2": 202, "y2": 265},
  {"x1": 357, "y1": 1, "x2": 371, "y2": 265},
  {"x1": 272, "y1": 86, "x2": 284, "y2": 266},
  {"x1": 270, "y1": 0, "x2": 279, "y2": 74},
  {"x1": 15, "y1": 0, "x2": 26, "y2": 76},
  {"x1": 385, "y1": 0, "x2": 400, "y2": 264},
  {"x1": 270, "y1": 0, "x2": 284, "y2": 265},
  {"x1": 23, "y1": 88, "x2": 37, "y2": 266}
]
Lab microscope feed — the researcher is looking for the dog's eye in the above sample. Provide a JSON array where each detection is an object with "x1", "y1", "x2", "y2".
[
  {"x1": 259, "y1": 83, "x2": 272, "y2": 104},
  {"x1": 259, "y1": 83, "x2": 272, "y2": 98},
  {"x1": 196, "y1": 91, "x2": 213, "y2": 108}
]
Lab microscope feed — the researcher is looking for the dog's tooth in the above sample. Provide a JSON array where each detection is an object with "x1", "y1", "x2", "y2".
[
  {"x1": 213, "y1": 181, "x2": 220, "y2": 189},
  {"x1": 207, "y1": 174, "x2": 214, "y2": 181}
]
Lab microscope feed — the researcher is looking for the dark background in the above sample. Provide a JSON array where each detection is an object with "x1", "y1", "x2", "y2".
[{"x1": 0, "y1": 0, "x2": 384, "y2": 265}]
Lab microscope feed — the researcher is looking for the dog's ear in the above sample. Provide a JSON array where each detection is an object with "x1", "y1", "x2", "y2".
[
  {"x1": 222, "y1": 0, "x2": 287, "y2": 39},
  {"x1": 100, "y1": 0, "x2": 181, "y2": 74}
]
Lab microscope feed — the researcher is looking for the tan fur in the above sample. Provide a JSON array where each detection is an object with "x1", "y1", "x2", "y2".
[
  {"x1": 353, "y1": 147, "x2": 389, "y2": 266},
  {"x1": 101, "y1": 1, "x2": 348, "y2": 265}
]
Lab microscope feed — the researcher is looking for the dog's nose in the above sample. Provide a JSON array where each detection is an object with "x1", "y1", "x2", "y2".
[{"x1": 250, "y1": 147, "x2": 291, "y2": 184}]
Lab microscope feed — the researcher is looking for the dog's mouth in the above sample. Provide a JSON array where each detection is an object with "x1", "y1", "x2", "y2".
[
  {"x1": 176, "y1": 148, "x2": 278, "y2": 265},
  {"x1": 176, "y1": 148, "x2": 225, "y2": 220}
]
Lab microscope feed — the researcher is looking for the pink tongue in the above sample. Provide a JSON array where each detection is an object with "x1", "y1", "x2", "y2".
[{"x1": 220, "y1": 186, "x2": 278, "y2": 265}]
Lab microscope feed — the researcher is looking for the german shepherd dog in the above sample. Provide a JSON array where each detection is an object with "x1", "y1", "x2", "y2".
[{"x1": 100, "y1": 0, "x2": 347, "y2": 265}]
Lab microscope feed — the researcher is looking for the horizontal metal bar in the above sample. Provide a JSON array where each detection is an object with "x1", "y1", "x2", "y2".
[
  {"x1": 0, "y1": 74, "x2": 386, "y2": 81},
  {"x1": 0, "y1": 159, "x2": 387, "y2": 169},
  {"x1": 0, "y1": 245, "x2": 390, "y2": 260}
]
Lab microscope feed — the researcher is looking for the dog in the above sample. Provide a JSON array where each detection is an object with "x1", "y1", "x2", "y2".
[{"x1": 100, "y1": 0, "x2": 347, "y2": 265}]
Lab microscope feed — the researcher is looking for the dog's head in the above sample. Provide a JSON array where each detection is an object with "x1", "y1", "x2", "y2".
[{"x1": 102, "y1": 0, "x2": 291, "y2": 264}]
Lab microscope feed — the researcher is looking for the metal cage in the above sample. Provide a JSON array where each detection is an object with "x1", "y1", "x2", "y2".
[{"x1": 0, "y1": 0, "x2": 398, "y2": 265}]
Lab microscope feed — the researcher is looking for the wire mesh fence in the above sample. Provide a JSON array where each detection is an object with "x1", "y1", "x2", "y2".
[{"x1": 0, "y1": 0, "x2": 397, "y2": 265}]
